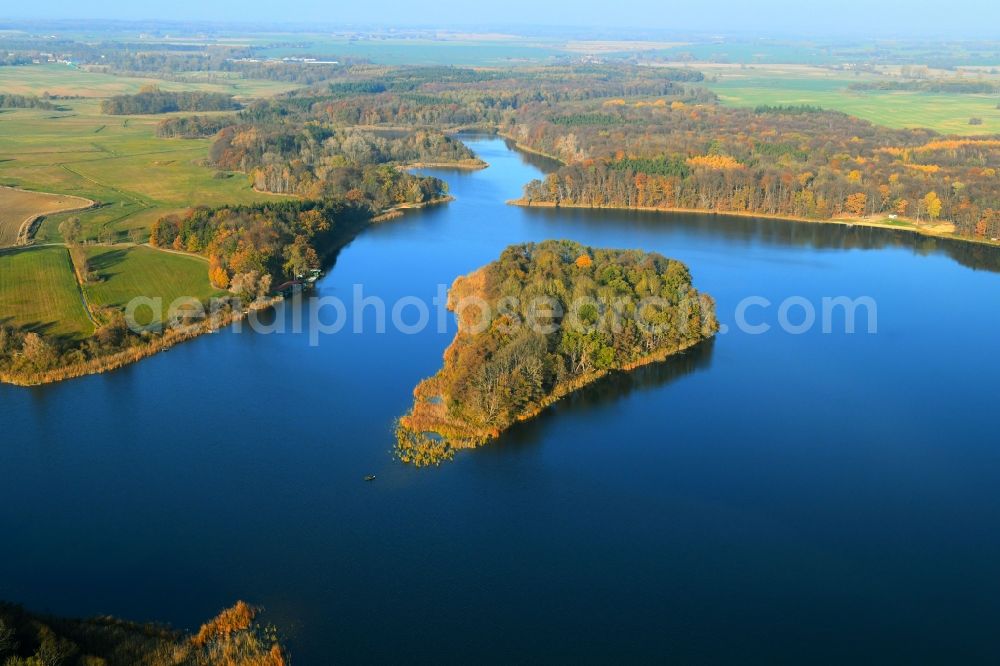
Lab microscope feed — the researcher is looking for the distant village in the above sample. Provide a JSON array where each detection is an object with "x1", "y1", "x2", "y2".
[{"x1": 227, "y1": 56, "x2": 339, "y2": 65}]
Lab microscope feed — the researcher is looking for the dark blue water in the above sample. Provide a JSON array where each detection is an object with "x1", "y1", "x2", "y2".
[{"x1": 4, "y1": 137, "x2": 1000, "y2": 664}]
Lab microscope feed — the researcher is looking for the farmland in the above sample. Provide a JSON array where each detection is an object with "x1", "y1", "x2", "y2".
[
  {"x1": 704, "y1": 64, "x2": 1000, "y2": 134},
  {"x1": 0, "y1": 96, "x2": 294, "y2": 245},
  {"x1": 0, "y1": 63, "x2": 293, "y2": 372},
  {"x1": 0, "y1": 62, "x2": 296, "y2": 98},
  {"x1": 0, "y1": 186, "x2": 92, "y2": 247},
  {"x1": 0, "y1": 246, "x2": 93, "y2": 339},
  {"x1": 83, "y1": 244, "x2": 221, "y2": 325}
]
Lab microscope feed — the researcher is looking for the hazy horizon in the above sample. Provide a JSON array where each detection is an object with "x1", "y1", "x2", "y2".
[{"x1": 1, "y1": 0, "x2": 997, "y2": 40}]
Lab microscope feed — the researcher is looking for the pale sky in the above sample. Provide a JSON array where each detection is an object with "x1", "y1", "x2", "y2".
[{"x1": 0, "y1": 0, "x2": 993, "y2": 38}]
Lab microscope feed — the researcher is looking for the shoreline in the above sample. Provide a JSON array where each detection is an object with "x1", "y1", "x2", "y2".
[
  {"x1": 405, "y1": 159, "x2": 488, "y2": 171},
  {"x1": 509, "y1": 336, "x2": 710, "y2": 430},
  {"x1": 0, "y1": 297, "x2": 278, "y2": 387},
  {"x1": 491, "y1": 138, "x2": 997, "y2": 250},
  {"x1": 397, "y1": 335, "x2": 712, "y2": 464},
  {"x1": 496, "y1": 131, "x2": 566, "y2": 164},
  {"x1": 507, "y1": 198, "x2": 998, "y2": 248},
  {"x1": 371, "y1": 195, "x2": 455, "y2": 222},
  {"x1": 1, "y1": 198, "x2": 452, "y2": 387}
]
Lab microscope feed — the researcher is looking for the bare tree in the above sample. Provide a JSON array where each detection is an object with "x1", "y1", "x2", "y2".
[
  {"x1": 59, "y1": 217, "x2": 82, "y2": 245},
  {"x1": 128, "y1": 227, "x2": 147, "y2": 245}
]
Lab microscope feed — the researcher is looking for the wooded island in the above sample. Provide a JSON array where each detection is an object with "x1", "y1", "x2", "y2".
[{"x1": 396, "y1": 240, "x2": 718, "y2": 465}]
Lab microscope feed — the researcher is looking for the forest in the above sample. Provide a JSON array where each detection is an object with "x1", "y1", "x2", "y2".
[
  {"x1": 148, "y1": 198, "x2": 375, "y2": 293},
  {"x1": 210, "y1": 124, "x2": 476, "y2": 196},
  {"x1": 181, "y1": 63, "x2": 711, "y2": 209},
  {"x1": 283, "y1": 65, "x2": 712, "y2": 129},
  {"x1": 396, "y1": 240, "x2": 718, "y2": 466},
  {"x1": 101, "y1": 86, "x2": 240, "y2": 114},
  {"x1": 156, "y1": 114, "x2": 239, "y2": 138},
  {"x1": 504, "y1": 100, "x2": 1000, "y2": 238},
  {"x1": 186, "y1": 59, "x2": 1000, "y2": 238}
]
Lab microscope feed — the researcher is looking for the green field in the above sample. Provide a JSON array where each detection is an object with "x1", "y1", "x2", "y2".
[
  {"x1": 0, "y1": 246, "x2": 94, "y2": 339},
  {"x1": 0, "y1": 98, "x2": 294, "y2": 245},
  {"x1": 0, "y1": 63, "x2": 297, "y2": 99},
  {"x1": 705, "y1": 65, "x2": 1000, "y2": 134},
  {"x1": 83, "y1": 245, "x2": 222, "y2": 324},
  {"x1": 0, "y1": 65, "x2": 291, "y2": 347}
]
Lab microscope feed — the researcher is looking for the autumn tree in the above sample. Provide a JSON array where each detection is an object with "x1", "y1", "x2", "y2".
[
  {"x1": 209, "y1": 261, "x2": 230, "y2": 289},
  {"x1": 18, "y1": 333, "x2": 57, "y2": 373},
  {"x1": 230, "y1": 271, "x2": 272, "y2": 304},
  {"x1": 924, "y1": 191, "x2": 943, "y2": 220},
  {"x1": 229, "y1": 242, "x2": 267, "y2": 276},
  {"x1": 845, "y1": 192, "x2": 868, "y2": 217},
  {"x1": 283, "y1": 235, "x2": 320, "y2": 278}
]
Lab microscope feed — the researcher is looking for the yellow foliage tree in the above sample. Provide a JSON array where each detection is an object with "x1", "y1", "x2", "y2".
[
  {"x1": 845, "y1": 192, "x2": 867, "y2": 217},
  {"x1": 924, "y1": 191, "x2": 943, "y2": 220},
  {"x1": 687, "y1": 154, "x2": 744, "y2": 170},
  {"x1": 209, "y1": 262, "x2": 230, "y2": 290}
]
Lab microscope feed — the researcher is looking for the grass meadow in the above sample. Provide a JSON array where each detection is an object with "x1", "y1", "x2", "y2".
[
  {"x1": 83, "y1": 245, "x2": 222, "y2": 325},
  {"x1": 0, "y1": 65, "x2": 293, "y2": 347},
  {"x1": 0, "y1": 63, "x2": 296, "y2": 99},
  {"x1": 705, "y1": 65, "x2": 1000, "y2": 134},
  {"x1": 0, "y1": 246, "x2": 94, "y2": 339},
  {"x1": 0, "y1": 98, "x2": 293, "y2": 245}
]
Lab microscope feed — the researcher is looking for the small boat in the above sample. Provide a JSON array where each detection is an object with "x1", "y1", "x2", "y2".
[{"x1": 364, "y1": 475, "x2": 376, "y2": 482}]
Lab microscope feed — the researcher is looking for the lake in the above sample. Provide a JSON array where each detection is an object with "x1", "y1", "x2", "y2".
[{"x1": 3, "y1": 136, "x2": 1000, "y2": 663}]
